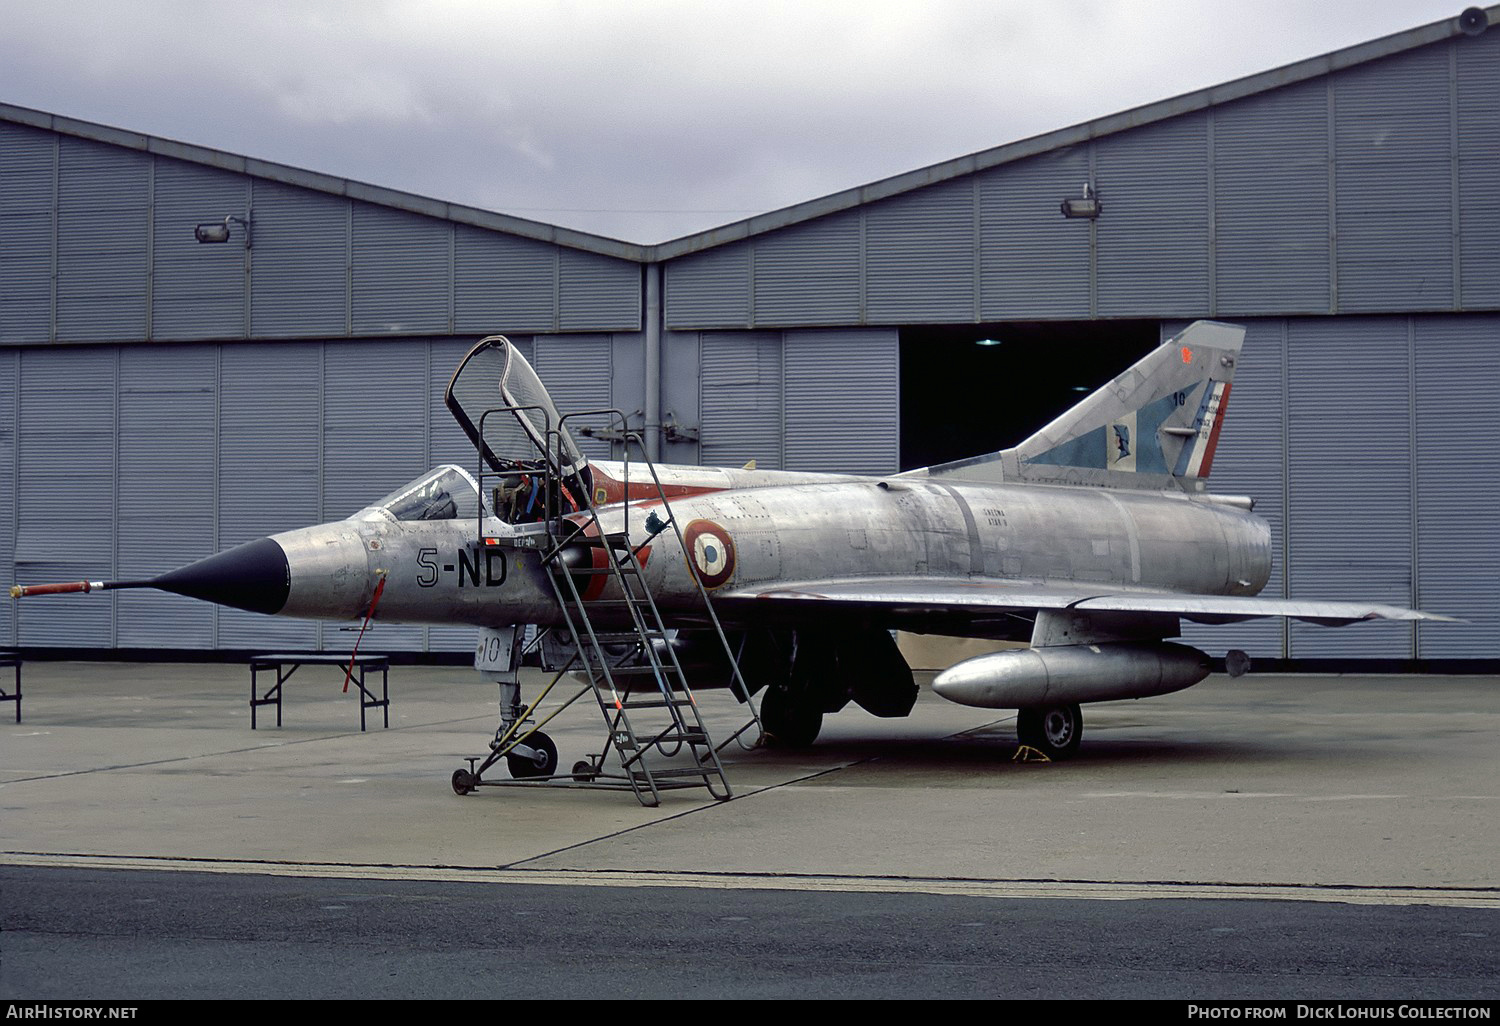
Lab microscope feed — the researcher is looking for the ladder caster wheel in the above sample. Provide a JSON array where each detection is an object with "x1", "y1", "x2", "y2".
[
  {"x1": 452, "y1": 769, "x2": 476, "y2": 796},
  {"x1": 507, "y1": 731, "x2": 558, "y2": 779},
  {"x1": 571, "y1": 760, "x2": 596, "y2": 782}
]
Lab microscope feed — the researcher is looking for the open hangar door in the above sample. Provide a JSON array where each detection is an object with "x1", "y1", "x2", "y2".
[{"x1": 898, "y1": 320, "x2": 1159, "y2": 471}]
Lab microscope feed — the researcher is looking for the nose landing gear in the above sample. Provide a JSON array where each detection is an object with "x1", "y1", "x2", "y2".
[{"x1": 452, "y1": 728, "x2": 560, "y2": 796}]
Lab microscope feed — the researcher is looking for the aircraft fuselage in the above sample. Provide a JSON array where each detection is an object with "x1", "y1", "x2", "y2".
[{"x1": 268, "y1": 474, "x2": 1272, "y2": 637}]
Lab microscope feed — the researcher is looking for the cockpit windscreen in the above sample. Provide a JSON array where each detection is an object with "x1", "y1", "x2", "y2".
[{"x1": 371, "y1": 465, "x2": 481, "y2": 521}]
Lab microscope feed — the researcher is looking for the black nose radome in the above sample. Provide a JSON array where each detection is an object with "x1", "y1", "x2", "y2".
[{"x1": 151, "y1": 537, "x2": 291, "y2": 615}]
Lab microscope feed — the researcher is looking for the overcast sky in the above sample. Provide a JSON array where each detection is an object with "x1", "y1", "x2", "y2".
[{"x1": 0, "y1": 0, "x2": 1474, "y2": 243}]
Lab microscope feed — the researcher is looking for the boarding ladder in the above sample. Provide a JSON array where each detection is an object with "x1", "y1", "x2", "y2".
[{"x1": 481, "y1": 407, "x2": 760, "y2": 807}]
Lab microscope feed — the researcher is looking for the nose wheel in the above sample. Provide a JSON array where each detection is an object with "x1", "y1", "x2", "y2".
[
  {"x1": 451, "y1": 729, "x2": 559, "y2": 795},
  {"x1": 505, "y1": 731, "x2": 558, "y2": 778}
]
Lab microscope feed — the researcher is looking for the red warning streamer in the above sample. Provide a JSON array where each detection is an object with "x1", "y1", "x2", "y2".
[{"x1": 343, "y1": 574, "x2": 387, "y2": 694}]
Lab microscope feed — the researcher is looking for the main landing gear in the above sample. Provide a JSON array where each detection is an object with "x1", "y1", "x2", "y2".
[
  {"x1": 759, "y1": 684, "x2": 824, "y2": 749},
  {"x1": 453, "y1": 634, "x2": 569, "y2": 796},
  {"x1": 1016, "y1": 703, "x2": 1083, "y2": 760}
]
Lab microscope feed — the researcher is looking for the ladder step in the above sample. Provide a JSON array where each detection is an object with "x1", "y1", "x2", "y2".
[
  {"x1": 604, "y1": 665, "x2": 683, "y2": 678},
  {"x1": 637, "y1": 766, "x2": 723, "y2": 780},
  {"x1": 618, "y1": 696, "x2": 695, "y2": 709},
  {"x1": 571, "y1": 534, "x2": 632, "y2": 550}
]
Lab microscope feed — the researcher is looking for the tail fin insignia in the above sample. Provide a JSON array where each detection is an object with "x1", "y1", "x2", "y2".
[{"x1": 1174, "y1": 380, "x2": 1231, "y2": 479}]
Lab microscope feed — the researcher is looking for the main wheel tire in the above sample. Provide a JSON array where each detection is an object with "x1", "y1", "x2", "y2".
[
  {"x1": 1016, "y1": 703, "x2": 1083, "y2": 759},
  {"x1": 760, "y1": 686, "x2": 823, "y2": 748},
  {"x1": 507, "y1": 731, "x2": 558, "y2": 778}
]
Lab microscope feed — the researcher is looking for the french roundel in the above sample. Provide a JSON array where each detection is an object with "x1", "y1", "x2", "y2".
[{"x1": 683, "y1": 519, "x2": 736, "y2": 590}]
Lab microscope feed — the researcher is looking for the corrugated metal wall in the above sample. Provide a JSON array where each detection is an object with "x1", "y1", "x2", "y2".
[
  {"x1": 753, "y1": 212, "x2": 862, "y2": 326},
  {"x1": 55, "y1": 138, "x2": 150, "y2": 342},
  {"x1": 1286, "y1": 318, "x2": 1415, "y2": 658},
  {"x1": 320, "y1": 341, "x2": 430, "y2": 652},
  {"x1": 0, "y1": 125, "x2": 56, "y2": 343},
  {"x1": 700, "y1": 332, "x2": 784, "y2": 470},
  {"x1": 1412, "y1": 315, "x2": 1500, "y2": 658},
  {"x1": 664, "y1": 245, "x2": 750, "y2": 329},
  {"x1": 664, "y1": 29, "x2": 1500, "y2": 332},
  {"x1": 351, "y1": 206, "x2": 451, "y2": 335},
  {"x1": 978, "y1": 146, "x2": 1092, "y2": 320},
  {"x1": 14, "y1": 347, "x2": 117, "y2": 645},
  {"x1": 1094, "y1": 115, "x2": 1211, "y2": 318},
  {"x1": 116, "y1": 347, "x2": 218, "y2": 648},
  {"x1": 153, "y1": 163, "x2": 248, "y2": 341},
  {"x1": 693, "y1": 328, "x2": 900, "y2": 476},
  {"x1": 864, "y1": 181, "x2": 975, "y2": 324},
  {"x1": 1212, "y1": 79, "x2": 1331, "y2": 316},
  {"x1": 782, "y1": 329, "x2": 899, "y2": 474},
  {"x1": 214, "y1": 342, "x2": 321, "y2": 651},
  {"x1": 1172, "y1": 314, "x2": 1499, "y2": 661},
  {"x1": 249, "y1": 181, "x2": 350, "y2": 337},
  {"x1": 1333, "y1": 45, "x2": 1454, "y2": 313},
  {"x1": 1456, "y1": 25, "x2": 1500, "y2": 308},
  {"x1": 0, "y1": 116, "x2": 641, "y2": 653},
  {"x1": 454, "y1": 227, "x2": 558, "y2": 332},
  {"x1": 0, "y1": 350, "x2": 14, "y2": 646},
  {"x1": 0, "y1": 128, "x2": 643, "y2": 346}
]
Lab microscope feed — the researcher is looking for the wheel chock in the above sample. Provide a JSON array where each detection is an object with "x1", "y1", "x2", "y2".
[{"x1": 1012, "y1": 745, "x2": 1052, "y2": 763}]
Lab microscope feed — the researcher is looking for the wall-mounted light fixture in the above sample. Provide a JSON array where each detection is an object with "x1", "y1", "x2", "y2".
[
  {"x1": 974, "y1": 338, "x2": 1003, "y2": 347},
  {"x1": 1060, "y1": 183, "x2": 1100, "y2": 219},
  {"x1": 194, "y1": 214, "x2": 252, "y2": 248}
]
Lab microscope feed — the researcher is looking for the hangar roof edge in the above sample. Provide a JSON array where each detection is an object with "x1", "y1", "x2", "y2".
[
  {"x1": 0, "y1": 100, "x2": 649, "y2": 264},
  {"x1": 645, "y1": 4, "x2": 1500, "y2": 262}
]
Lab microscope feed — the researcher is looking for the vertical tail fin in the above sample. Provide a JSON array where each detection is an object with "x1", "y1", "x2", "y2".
[{"x1": 922, "y1": 320, "x2": 1245, "y2": 491}]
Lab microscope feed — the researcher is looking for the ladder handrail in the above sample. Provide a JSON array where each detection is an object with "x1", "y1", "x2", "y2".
[
  {"x1": 461, "y1": 400, "x2": 751, "y2": 806},
  {"x1": 615, "y1": 429, "x2": 765, "y2": 750},
  {"x1": 548, "y1": 408, "x2": 734, "y2": 804}
]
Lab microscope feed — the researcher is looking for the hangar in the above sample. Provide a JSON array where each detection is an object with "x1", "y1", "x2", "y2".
[{"x1": 1, "y1": 7, "x2": 1496, "y2": 662}]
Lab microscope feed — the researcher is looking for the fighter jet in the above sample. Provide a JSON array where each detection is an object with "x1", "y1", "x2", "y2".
[{"x1": 12, "y1": 321, "x2": 1451, "y2": 779}]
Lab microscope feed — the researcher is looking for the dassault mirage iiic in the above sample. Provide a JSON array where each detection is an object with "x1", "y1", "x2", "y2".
[{"x1": 12, "y1": 322, "x2": 1452, "y2": 801}]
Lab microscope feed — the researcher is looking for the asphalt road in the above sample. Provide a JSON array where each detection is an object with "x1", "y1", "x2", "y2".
[{"x1": 3, "y1": 866, "x2": 1497, "y2": 1000}]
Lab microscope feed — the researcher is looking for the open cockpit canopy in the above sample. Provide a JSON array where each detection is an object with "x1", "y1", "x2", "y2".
[{"x1": 444, "y1": 336, "x2": 588, "y2": 479}]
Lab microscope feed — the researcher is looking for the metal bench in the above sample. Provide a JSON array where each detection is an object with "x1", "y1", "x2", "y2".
[
  {"x1": 0, "y1": 651, "x2": 19, "y2": 722},
  {"x1": 249, "y1": 653, "x2": 390, "y2": 731}
]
